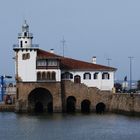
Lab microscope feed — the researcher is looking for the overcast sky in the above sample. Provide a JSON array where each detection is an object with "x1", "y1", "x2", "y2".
[{"x1": 0, "y1": 0, "x2": 140, "y2": 81}]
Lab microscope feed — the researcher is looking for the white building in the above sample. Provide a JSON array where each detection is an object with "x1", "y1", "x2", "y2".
[{"x1": 13, "y1": 21, "x2": 117, "y2": 91}]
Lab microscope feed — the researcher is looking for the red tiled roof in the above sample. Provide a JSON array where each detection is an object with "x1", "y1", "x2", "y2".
[{"x1": 37, "y1": 49, "x2": 117, "y2": 71}]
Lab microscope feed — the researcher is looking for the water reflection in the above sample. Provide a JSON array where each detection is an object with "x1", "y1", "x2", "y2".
[{"x1": 1, "y1": 112, "x2": 140, "y2": 140}]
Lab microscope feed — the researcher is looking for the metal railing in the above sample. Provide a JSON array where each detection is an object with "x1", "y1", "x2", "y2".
[
  {"x1": 18, "y1": 33, "x2": 33, "y2": 37},
  {"x1": 13, "y1": 44, "x2": 39, "y2": 48}
]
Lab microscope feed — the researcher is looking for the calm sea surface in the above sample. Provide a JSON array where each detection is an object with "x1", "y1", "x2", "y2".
[{"x1": 0, "y1": 112, "x2": 140, "y2": 140}]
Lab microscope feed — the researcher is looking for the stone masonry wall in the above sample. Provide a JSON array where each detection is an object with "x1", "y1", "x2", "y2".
[
  {"x1": 15, "y1": 80, "x2": 140, "y2": 114},
  {"x1": 16, "y1": 82, "x2": 62, "y2": 112}
]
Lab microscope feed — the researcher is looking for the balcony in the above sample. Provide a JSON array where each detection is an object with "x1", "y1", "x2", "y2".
[
  {"x1": 18, "y1": 33, "x2": 33, "y2": 38},
  {"x1": 13, "y1": 44, "x2": 39, "y2": 48}
]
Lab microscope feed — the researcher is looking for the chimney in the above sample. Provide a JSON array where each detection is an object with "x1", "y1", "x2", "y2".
[
  {"x1": 92, "y1": 56, "x2": 96, "y2": 64},
  {"x1": 50, "y1": 49, "x2": 54, "y2": 53}
]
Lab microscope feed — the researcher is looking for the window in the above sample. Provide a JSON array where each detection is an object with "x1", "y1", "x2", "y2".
[
  {"x1": 24, "y1": 32, "x2": 27, "y2": 37},
  {"x1": 26, "y1": 53, "x2": 30, "y2": 59},
  {"x1": 52, "y1": 72, "x2": 56, "y2": 80},
  {"x1": 83, "y1": 73, "x2": 91, "y2": 79},
  {"x1": 37, "y1": 72, "x2": 41, "y2": 80},
  {"x1": 25, "y1": 41, "x2": 27, "y2": 44},
  {"x1": 37, "y1": 59, "x2": 47, "y2": 67},
  {"x1": 61, "y1": 72, "x2": 73, "y2": 79},
  {"x1": 22, "y1": 53, "x2": 30, "y2": 60},
  {"x1": 20, "y1": 41, "x2": 23, "y2": 48},
  {"x1": 102, "y1": 72, "x2": 110, "y2": 79},
  {"x1": 22, "y1": 54, "x2": 26, "y2": 60},
  {"x1": 47, "y1": 60, "x2": 58, "y2": 66},
  {"x1": 94, "y1": 72, "x2": 98, "y2": 79},
  {"x1": 37, "y1": 71, "x2": 56, "y2": 81},
  {"x1": 42, "y1": 72, "x2": 46, "y2": 80},
  {"x1": 47, "y1": 72, "x2": 51, "y2": 80}
]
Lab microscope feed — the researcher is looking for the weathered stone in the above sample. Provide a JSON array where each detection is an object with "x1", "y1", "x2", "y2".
[{"x1": 15, "y1": 80, "x2": 140, "y2": 114}]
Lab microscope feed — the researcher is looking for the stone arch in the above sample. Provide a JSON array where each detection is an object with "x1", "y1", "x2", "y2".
[
  {"x1": 66, "y1": 96, "x2": 76, "y2": 113},
  {"x1": 81, "y1": 99, "x2": 91, "y2": 113},
  {"x1": 28, "y1": 87, "x2": 53, "y2": 113},
  {"x1": 74, "y1": 75, "x2": 81, "y2": 83},
  {"x1": 96, "y1": 102, "x2": 106, "y2": 114}
]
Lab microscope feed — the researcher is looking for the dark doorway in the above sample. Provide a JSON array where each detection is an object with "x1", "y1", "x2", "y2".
[
  {"x1": 35, "y1": 102, "x2": 44, "y2": 113},
  {"x1": 47, "y1": 102, "x2": 53, "y2": 113},
  {"x1": 66, "y1": 96, "x2": 76, "y2": 113},
  {"x1": 28, "y1": 88, "x2": 53, "y2": 113},
  {"x1": 74, "y1": 75, "x2": 81, "y2": 84},
  {"x1": 96, "y1": 102, "x2": 106, "y2": 114},
  {"x1": 81, "y1": 100, "x2": 91, "y2": 113}
]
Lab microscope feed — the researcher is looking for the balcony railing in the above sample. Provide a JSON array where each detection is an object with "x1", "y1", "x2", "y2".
[
  {"x1": 13, "y1": 44, "x2": 39, "y2": 48},
  {"x1": 18, "y1": 33, "x2": 33, "y2": 37}
]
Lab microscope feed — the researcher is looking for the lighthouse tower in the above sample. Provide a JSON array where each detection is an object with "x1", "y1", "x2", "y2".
[
  {"x1": 13, "y1": 21, "x2": 38, "y2": 82},
  {"x1": 18, "y1": 20, "x2": 33, "y2": 48}
]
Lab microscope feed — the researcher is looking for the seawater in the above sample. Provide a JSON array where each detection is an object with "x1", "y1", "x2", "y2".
[{"x1": 0, "y1": 112, "x2": 140, "y2": 140}]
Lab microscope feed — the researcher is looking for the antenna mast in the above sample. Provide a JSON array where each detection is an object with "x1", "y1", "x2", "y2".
[
  {"x1": 106, "y1": 58, "x2": 112, "y2": 66},
  {"x1": 61, "y1": 37, "x2": 66, "y2": 57}
]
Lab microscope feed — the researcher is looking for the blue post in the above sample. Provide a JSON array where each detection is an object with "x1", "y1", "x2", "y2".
[
  {"x1": 1, "y1": 76, "x2": 4, "y2": 101},
  {"x1": 0, "y1": 75, "x2": 12, "y2": 102}
]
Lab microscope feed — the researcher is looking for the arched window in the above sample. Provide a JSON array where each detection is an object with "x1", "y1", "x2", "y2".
[
  {"x1": 102, "y1": 72, "x2": 110, "y2": 79},
  {"x1": 52, "y1": 72, "x2": 56, "y2": 80},
  {"x1": 37, "y1": 72, "x2": 41, "y2": 80},
  {"x1": 47, "y1": 72, "x2": 51, "y2": 80},
  {"x1": 42, "y1": 72, "x2": 46, "y2": 80},
  {"x1": 61, "y1": 72, "x2": 73, "y2": 79},
  {"x1": 83, "y1": 73, "x2": 91, "y2": 79},
  {"x1": 94, "y1": 72, "x2": 98, "y2": 79},
  {"x1": 74, "y1": 75, "x2": 81, "y2": 83}
]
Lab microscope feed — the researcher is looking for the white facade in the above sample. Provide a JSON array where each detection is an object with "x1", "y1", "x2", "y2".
[
  {"x1": 14, "y1": 21, "x2": 116, "y2": 91},
  {"x1": 17, "y1": 50, "x2": 37, "y2": 82},
  {"x1": 61, "y1": 71, "x2": 114, "y2": 91}
]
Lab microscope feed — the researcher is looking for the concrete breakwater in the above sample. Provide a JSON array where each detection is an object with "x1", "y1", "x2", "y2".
[
  {"x1": 109, "y1": 93, "x2": 140, "y2": 115},
  {"x1": 0, "y1": 104, "x2": 15, "y2": 112}
]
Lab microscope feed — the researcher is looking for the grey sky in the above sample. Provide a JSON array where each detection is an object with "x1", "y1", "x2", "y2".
[{"x1": 0, "y1": 0, "x2": 140, "y2": 80}]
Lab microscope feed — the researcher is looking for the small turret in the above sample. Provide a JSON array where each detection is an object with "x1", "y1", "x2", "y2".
[
  {"x1": 22, "y1": 20, "x2": 29, "y2": 32},
  {"x1": 18, "y1": 20, "x2": 33, "y2": 48}
]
